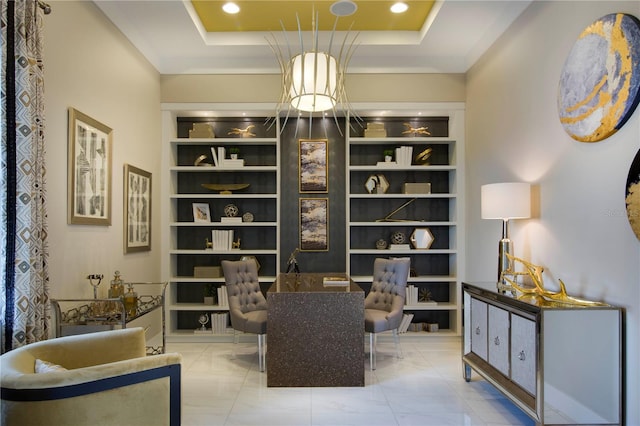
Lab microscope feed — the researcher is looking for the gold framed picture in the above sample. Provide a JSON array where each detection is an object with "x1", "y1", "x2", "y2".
[
  {"x1": 124, "y1": 164, "x2": 152, "y2": 253},
  {"x1": 299, "y1": 139, "x2": 328, "y2": 193},
  {"x1": 67, "y1": 108, "x2": 112, "y2": 225},
  {"x1": 300, "y1": 198, "x2": 328, "y2": 251}
]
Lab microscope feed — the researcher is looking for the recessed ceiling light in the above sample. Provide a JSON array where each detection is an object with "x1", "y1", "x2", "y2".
[
  {"x1": 330, "y1": 0, "x2": 357, "y2": 17},
  {"x1": 390, "y1": 2, "x2": 408, "y2": 14},
  {"x1": 222, "y1": 2, "x2": 240, "y2": 14}
]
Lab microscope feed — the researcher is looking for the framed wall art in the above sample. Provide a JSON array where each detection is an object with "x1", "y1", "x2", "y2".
[
  {"x1": 192, "y1": 203, "x2": 211, "y2": 223},
  {"x1": 627, "y1": 148, "x2": 640, "y2": 240},
  {"x1": 300, "y1": 198, "x2": 328, "y2": 251},
  {"x1": 124, "y1": 164, "x2": 152, "y2": 253},
  {"x1": 67, "y1": 108, "x2": 112, "y2": 225},
  {"x1": 299, "y1": 139, "x2": 328, "y2": 193},
  {"x1": 558, "y1": 13, "x2": 640, "y2": 142}
]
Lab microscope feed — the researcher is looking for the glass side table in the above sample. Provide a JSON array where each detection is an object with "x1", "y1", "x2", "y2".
[{"x1": 51, "y1": 281, "x2": 167, "y2": 355}]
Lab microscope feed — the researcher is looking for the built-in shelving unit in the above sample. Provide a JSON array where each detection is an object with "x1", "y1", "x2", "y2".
[
  {"x1": 162, "y1": 103, "x2": 465, "y2": 341},
  {"x1": 346, "y1": 108, "x2": 465, "y2": 336},
  {"x1": 162, "y1": 106, "x2": 280, "y2": 341}
]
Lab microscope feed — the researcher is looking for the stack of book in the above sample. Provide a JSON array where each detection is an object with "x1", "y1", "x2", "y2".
[
  {"x1": 210, "y1": 312, "x2": 229, "y2": 334},
  {"x1": 210, "y1": 230, "x2": 234, "y2": 250},
  {"x1": 220, "y1": 216, "x2": 242, "y2": 224},
  {"x1": 364, "y1": 122, "x2": 386, "y2": 138},
  {"x1": 395, "y1": 146, "x2": 413, "y2": 166},
  {"x1": 216, "y1": 285, "x2": 228, "y2": 307},
  {"x1": 398, "y1": 313, "x2": 414, "y2": 333},
  {"x1": 210, "y1": 147, "x2": 245, "y2": 168},
  {"x1": 405, "y1": 284, "x2": 419, "y2": 305}
]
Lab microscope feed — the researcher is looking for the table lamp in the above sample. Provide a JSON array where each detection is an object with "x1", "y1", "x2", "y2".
[{"x1": 481, "y1": 182, "x2": 531, "y2": 295}]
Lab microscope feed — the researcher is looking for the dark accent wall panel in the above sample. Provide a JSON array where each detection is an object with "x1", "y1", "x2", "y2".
[{"x1": 279, "y1": 117, "x2": 346, "y2": 273}]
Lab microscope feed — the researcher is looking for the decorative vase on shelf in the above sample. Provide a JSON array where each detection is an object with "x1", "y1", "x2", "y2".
[
  {"x1": 123, "y1": 283, "x2": 138, "y2": 318},
  {"x1": 108, "y1": 270, "x2": 124, "y2": 299}
]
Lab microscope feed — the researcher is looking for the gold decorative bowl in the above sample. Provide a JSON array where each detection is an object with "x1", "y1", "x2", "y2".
[{"x1": 201, "y1": 183, "x2": 250, "y2": 194}]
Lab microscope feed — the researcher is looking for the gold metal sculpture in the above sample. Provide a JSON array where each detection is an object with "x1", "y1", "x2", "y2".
[
  {"x1": 402, "y1": 123, "x2": 431, "y2": 136},
  {"x1": 201, "y1": 183, "x2": 250, "y2": 194},
  {"x1": 501, "y1": 253, "x2": 608, "y2": 307},
  {"x1": 414, "y1": 147, "x2": 433, "y2": 164},
  {"x1": 228, "y1": 124, "x2": 256, "y2": 138}
]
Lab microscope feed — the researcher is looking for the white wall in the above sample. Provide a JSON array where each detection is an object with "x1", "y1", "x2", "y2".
[
  {"x1": 466, "y1": 2, "x2": 640, "y2": 424},
  {"x1": 44, "y1": 1, "x2": 161, "y2": 299}
]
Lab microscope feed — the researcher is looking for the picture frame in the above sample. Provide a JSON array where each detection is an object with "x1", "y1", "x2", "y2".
[
  {"x1": 299, "y1": 139, "x2": 328, "y2": 193},
  {"x1": 192, "y1": 202, "x2": 211, "y2": 223},
  {"x1": 124, "y1": 164, "x2": 152, "y2": 253},
  {"x1": 67, "y1": 108, "x2": 112, "y2": 225},
  {"x1": 300, "y1": 198, "x2": 328, "y2": 251}
]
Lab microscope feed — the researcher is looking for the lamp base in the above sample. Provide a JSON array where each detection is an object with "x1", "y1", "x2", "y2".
[{"x1": 497, "y1": 236, "x2": 516, "y2": 297}]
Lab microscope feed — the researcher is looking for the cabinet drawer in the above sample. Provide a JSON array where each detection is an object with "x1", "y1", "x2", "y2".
[
  {"x1": 488, "y1": 305, "x2": 509, "y2": 376},
  {"x1": 510, "y1": 314, "x2": 537, "y2": 396},
  {"x1": 470, "y1": 298, "x2": 488, "y2": 360}
]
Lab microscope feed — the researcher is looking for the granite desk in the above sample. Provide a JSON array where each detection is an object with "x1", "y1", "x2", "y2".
[{"x1": 266, "y1": 273, "x2": 364, "y2": 387}]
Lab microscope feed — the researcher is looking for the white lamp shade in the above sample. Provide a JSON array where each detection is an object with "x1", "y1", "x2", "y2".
[
  {"x1": 481, "y1": 182, "x2": 531, "y2": 219},
  {"x1": 289, "y1": 52, "x2": 337, "y2": 112}
]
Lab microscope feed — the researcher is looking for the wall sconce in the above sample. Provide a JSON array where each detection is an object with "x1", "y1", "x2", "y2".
[{"x1": 481, "y1": 182, "x2": 531, "y2": 295}]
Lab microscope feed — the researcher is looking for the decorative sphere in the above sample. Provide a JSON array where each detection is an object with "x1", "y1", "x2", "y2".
[
  {"x1": 224, "y1": 204, "x2": 239, "y2": 217},
  {"x1": 391, "y1": 231, "x2": 406, "y2": 245},
  {"x1": 242, "y1": 212, "x2": 254, "y2": 222},
  {"x1": 376, "y1": 239, "x2": 388, "y2": 250}
]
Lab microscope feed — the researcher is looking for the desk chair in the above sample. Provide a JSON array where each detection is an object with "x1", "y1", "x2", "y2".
[
  {"x1": 221, "y1": 259, "x2": 268, "y2": 372},
  {"x1": 364, "y1": 257, "x2": 410, "y2": 370}
]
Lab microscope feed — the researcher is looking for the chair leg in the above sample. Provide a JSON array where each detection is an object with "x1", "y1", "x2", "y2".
[
  {"x1": 370, "y1": 332, "x2": 377, "y2": 370},
  {"x1": 230, "y1": 329, "x2": 239, "y2": 360},
  {"x1": 257, "y1": 334, "x2": 266, "y2": 372},
  {"x1": 392, "y1": 328, "x2": 403, "y2": 359}
]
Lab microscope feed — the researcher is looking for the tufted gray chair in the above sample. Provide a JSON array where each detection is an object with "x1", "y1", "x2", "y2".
[
  {"x1": 364, "y1": 257, "x2": 411, "y2": 370},
  {"x1": 221, "y1": 259, "x2": 268, "y2": 372}
]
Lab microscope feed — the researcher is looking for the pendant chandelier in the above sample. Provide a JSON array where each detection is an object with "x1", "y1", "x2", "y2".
[
  {"x1": 267, "y1": 2, "x2": 358, "y2": 134},
  {"x1": 289, "y1": 51, "x2": 338, "y2": 112}
]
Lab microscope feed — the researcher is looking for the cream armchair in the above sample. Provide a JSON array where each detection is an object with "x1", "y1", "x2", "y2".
[{"x1": 0, "y1": 327, "x2": 181, "y2": 426}]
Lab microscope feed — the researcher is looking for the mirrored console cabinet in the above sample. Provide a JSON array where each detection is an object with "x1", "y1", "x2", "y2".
[{"x1": 463, "y1": 282, "x2": 622, "y2": 425}]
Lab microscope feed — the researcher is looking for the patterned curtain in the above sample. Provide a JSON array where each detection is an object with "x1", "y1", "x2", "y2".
[{"x1": 1, "y1": 0, "x2": 49, "y2": 353}]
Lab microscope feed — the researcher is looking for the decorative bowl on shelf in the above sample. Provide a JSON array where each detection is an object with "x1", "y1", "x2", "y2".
[{"x1": 201, "y1": 183, "x2": 250, "y2": 194}]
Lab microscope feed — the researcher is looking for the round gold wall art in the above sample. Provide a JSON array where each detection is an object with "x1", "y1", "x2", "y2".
[
  {"x1": 557, "y1": 13, "x2": 640, "y2": 142},
  {"x1": 627, "y1": 148, "x2": 640, "y2": 240}
]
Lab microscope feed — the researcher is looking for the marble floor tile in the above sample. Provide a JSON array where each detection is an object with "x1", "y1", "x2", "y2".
[{"x1": 167, "y1": 337, "x2": 533, "y2": 426}]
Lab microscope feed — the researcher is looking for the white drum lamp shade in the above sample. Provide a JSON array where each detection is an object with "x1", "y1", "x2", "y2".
[
  {"x1": 481, "y1": 183, "x2": 531, "y2": 220},
  {"x1": 289, "y1": 52, "x2": 337, "y2": 113}
]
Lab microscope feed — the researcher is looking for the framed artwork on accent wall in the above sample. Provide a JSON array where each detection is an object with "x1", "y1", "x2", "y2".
[
  {"x1": 124, "y1": 164, "x2": 152, "y2": 253},
  {"x1": 300, "y1": 198, "x2": 328, "y2": 252},
  {"x1": 299, "y1": 139, "x2": 328, "y2": 193},
  {"x1": 67, "y1": 108, "x2": 112, "y2": 225}
]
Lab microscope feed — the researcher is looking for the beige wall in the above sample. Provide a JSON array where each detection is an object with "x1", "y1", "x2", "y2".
[
  {"x1": 160, "y1": 73, "x2": 466, "y2": 103},
  {"x1": 466, "y1": 2, "x2": 640, "y2": 423},
  {"x1": 44, "y1": 1, "x2": 161, "y2": 298}
]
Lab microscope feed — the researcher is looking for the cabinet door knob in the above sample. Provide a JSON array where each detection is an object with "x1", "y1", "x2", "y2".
[
  {"x1": 518, "y1": 350, "x2": 526, "y2": 361},
  {"x1": 494, "y1": 336, "x2": 500, "y2": 346},
  {"x1": 475, "y1": 326, "x2": 481, "y2": 335}
]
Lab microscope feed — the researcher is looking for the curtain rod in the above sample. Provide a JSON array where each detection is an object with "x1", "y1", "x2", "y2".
[{"x1": 38, "y1": 1, "x2": 52, "y2": 14}]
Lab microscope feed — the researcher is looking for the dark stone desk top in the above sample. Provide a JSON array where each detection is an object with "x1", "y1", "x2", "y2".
[{"x1": 268, "y1": 273, "x2": 363, "y2": 294}]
